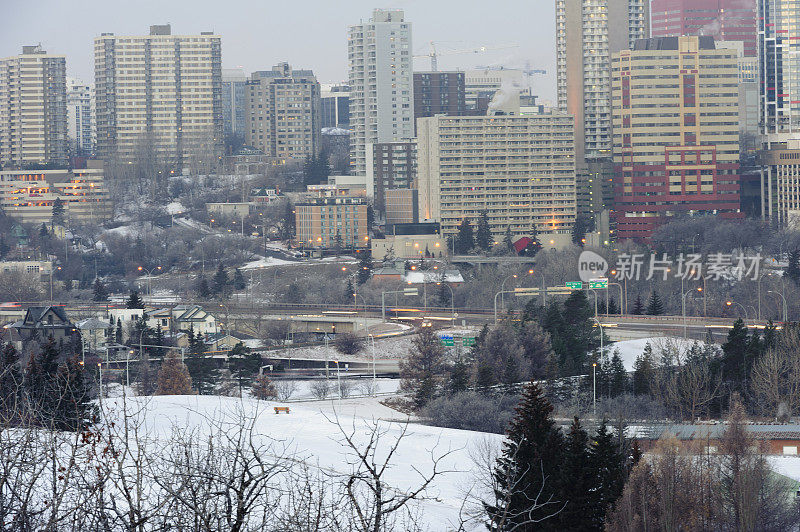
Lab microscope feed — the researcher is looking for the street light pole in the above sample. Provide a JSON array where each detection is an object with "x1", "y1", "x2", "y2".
[
  {"x1": 500, "y1": 274, "x2": 518, "y2": 310},
  {"x1": 494, "y1": 289, "x2": 515, "y2": 323},
  {"x1": 368, "y1": 333, "x2": 376, "y2": 395},
  {"x1": 592, "y1": 362, "x2": 597, "y2": 418},
  {"x1": 767, "y1": 290, "x2": 788, "y2": 322}
]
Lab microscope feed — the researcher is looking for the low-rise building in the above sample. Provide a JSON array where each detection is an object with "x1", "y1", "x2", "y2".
[
  {"x1": 0, "y1": 163, "x2": 112, "y2": 225},
  {"x1": 206, "y1": 202, "x2": 254, "y2": 218},
  {"x1": 0, "y1": 260, "x2": 53, "y2": 281},
  {"x1": 172, "y1": 305, "x2": 218, "y2": 336},
  {"x1": 10, "y1": 306, "x2": 77, "y2": 346},
  {"x1": 371, "y1": 222, "x2": 447, "y2": 260},
  {"x1": 295, "y1": 197, "x2": 368, "y2": 249}
]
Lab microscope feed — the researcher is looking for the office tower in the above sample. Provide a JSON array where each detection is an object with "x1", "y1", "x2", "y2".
[
  {"x1": 94, "y1": 24, "x2": 222, "y2": 168},
  {"x1": 321, "y1": 84, "x2": 350, "y2": 129},
  {"x1": 348, "y1": 9, "x2": 414, "y2": 175},
  {"x1": 417, "y1": 114, "x2": 576, "y2": 239},
  {"x1": 611, "y1": 36, "x2": 741, "y2": 241},
  {"x1": 651, "y1": 0, "x2": 757, "y2": 57},
  {"x1": 66, "y1": 78, "x2": 95, "y2": 157},
  {"x1": 0, "y1": 161, "x2": 111, "y2": 224},
  {"x1": 0, "y1": 45, "x2": 67, "y2": 168},
  {"x1": 464, "y1": 68, "x2": 525, "y2": 115},
  {"x1": 222, "y1": 68, "x2": 247, "y2": 139},
  {"x1": 295, "y1": 196, "x2": 368, "y2": 249},
  {"x1": 758, "y1": 0, "x2": 800, "y2": 224},
  {"x1": 244, "y1": 63, "x2": 320, "y2": 160},
  {"x1": 413, "y1": 71, "x2": 465, "y2": 129},
  {"x1": 365, "y1": 141, "x2": 416, "y2": 212}
]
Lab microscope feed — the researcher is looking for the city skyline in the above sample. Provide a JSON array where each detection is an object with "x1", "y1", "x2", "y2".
[{"x1": 1, "y1": 0, "x2": 558, "y2": 101}]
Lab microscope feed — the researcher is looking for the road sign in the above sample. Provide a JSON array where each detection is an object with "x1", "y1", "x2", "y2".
[
  {"x1": 439, "y1": 334, "x2": 454, "y2": 346},
  {"x1": 514, "y1": 287, "x2": 539, "y2": 295},
  {"x1": 566, "y1": 281, "x2": 583, "y2": 290},
  {"x1": 463, "y1": 337, "x2": 476, "y2": 347},
  {"x1": 589, "y1": 278, "x2": 608, "y2": 289}
]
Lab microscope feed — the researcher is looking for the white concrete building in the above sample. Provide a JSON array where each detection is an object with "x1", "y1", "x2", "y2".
[
  {"x1": 66, "y1": 78, "x2": 95, "y2": 157},
  {"x1": 0, "y1": 46, "x2": 67, "y2": 168},
  {"x1": 348, "y1": 9, "x2": 414, "y2": 176}
]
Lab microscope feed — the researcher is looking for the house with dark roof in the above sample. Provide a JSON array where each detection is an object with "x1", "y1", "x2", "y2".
[
  {"x1": 171, "y1": 305, "x2": 217, "y2": 335},
  {"x1": 10, "y1": 306, "x2": 77, "y2": 345}
]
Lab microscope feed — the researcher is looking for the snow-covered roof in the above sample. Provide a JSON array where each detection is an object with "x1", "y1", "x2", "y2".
[{"x1": 403, "y1": 270, "x2": 464, "y2": 284}]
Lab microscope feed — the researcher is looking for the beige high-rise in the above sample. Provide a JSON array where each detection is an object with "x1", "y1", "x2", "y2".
[
  {"x1": 0, "y1": 46, "x2": 67, "y2": 169},
  {"x1": 244, "y1": 63, "x2": 320, "y2": 160},
  {"x1": 94, "y1": 24, "x2": 222, "y2": 168},
  {"x1": 416, "y1": 114, "x2": 576, "y2": 239}
]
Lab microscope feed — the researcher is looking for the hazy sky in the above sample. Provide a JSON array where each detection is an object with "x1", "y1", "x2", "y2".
[{"x1": 1, "y1": 0, "x2": 557, "y2": 101}]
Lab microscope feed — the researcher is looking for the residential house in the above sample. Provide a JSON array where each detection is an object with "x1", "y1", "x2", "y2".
[{"x1": 172, "y1": 305, "x2": 217, "y2": 335}]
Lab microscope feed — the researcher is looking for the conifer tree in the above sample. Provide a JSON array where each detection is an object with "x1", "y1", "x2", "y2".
[
  {"x1": 357, "y1": 249, "x2": 373, "y2": 285},
  {"x1": 51, "y1": 197, "x2": 65, "y2": 226},
  {"x1": 632, "y1": 343, "x2": 654, "y2": 396},
  {"x1": 232, "y1": 268, "x2": 246, "y2": 290},
  {"x1": 115, "y1": 318, "x2": 123, "y2": 344},
  {"x1": 454, "y1": 218, "x2": 475, "y2": 254},
  {"x1": 227, "y1": 342, "x2": 261, "y2": 394},
  {"x1": 476, "y1": 211, "x2": 493, "y2": 252},
  {"x1": 53, "y1": 355, "x2": 94, "y2": 431},
  {"x1": 609, "y1": 350, "x2": 629, "y2": 397},
  {"x1": 156, "y1": 352, "x2": 194, "y2": 395},
  {"x1": 399, "y1": 328, "x2": 446, "y2": 408},
  {"x1": 0, "y1": 342, "x2": 21, "y2": 420},
  {"x1": 345, "y1": 277, "x2": 355, "y2": 303},
  {"x1": 588, "y1": 420, "x2": 628, "y2": 529},
  {"x1": 184, "y1": 328, "x2": 218, "y2": 394},
  {"x1": 447, "y1": 356, "x2": 470, "y2": 395},
  {"x1": 607, "y1": 297, "x2": 619, "y2": 315},
  {"x1": 503, "y1": 225, "x2": 515, "y2": 253},
  {"x1": 631, "y1": 294, "x2": 644, "y2": 315},
  {"x1": 556, "y1": 417, "x2": 594, "y2": 530},
  {"x1": 786, "y1": 249, "x2": 800, "y2": 285},
  {"x1": 126, "y1": 290, "x2": 145, "y2": 309},
  {"x1": 92, "y1": 278, "x2": 108, "y2": 302},
  {"x1": 212, "y1": 264, "x2": 229, "y2": 296},
  {"x1": 721, "y1": 318, "x2": 750, "y2": 390},
  {"x1": 645, "y1": 291, "x2": 664, "y2": 315},
  {"x1": 485, "y1": 382, "x2": 564, "y2": 529},
  {"x1": 24, "y1": 337, "x2": 61, "y2": 420}
]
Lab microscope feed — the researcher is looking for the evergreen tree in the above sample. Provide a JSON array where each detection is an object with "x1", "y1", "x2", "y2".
[
  {"x1": 184, "y1": 328, "x2": 218, "y2": 395},
  {"x1": 485, "y1": 382, "x2": 564, "y2": 529},
  {"x1": 51, "y1": 197, "x2": 65, "y2": 226},
  {"x1": 115, "y1": 318, "x2": 123, "y2": 344},
  {"x1": 721, "y1": 318, "x2": 750, "y2": 390},
  {"x1": 476, "y1": 211, "x2": 493, "y2": 252},
  {"x1": 588, "y1": 421, "x2": 628, "y2": 529},
  {"x1": 345, "y1": 277, "x2": 355, "y2": 303},
  {"x1": 227, "y1": 342, "x2": 261, "y2": 395},
  {"x1": 607, "y1": 297, "x2": 619, "y2": 315},
  {"x1": 399, "y1": 328, "x2": 447, "y2": 408},
  {"x1": 571, "y1": 213, "x2": 588, "y2": 245},
  {"x1": 631, "y1": 294, "x2": 644, "y2": 315},
  {"x1": 25, "y1": 337, "x2": 61, "y2": 419},
  {"x1": 53, "y1": 355, "x2": 94, "y2": 431},
  {"x1": 281, "y1": 200, "x2": 295, "y2": 240},
  {"x1": 454, "y1": 218, "x2": 475, "y2": 254},
  {"x1": 156, "y1": 352, "x2": 195, "y2": 395},
  {"x1": 556, "y1": 417, "x2": 595, "y2": 530},
  {"x1": 609, "y1": 349, "x2": 628, "y2": 397},
  {"x1": 447, "y1": 356, "x2": 471, "y2": 395},
  {"x1": 503, "y1": 225, "x2": 515, "y2": 253},
  {"x1": 251, "y1": 372, "x2": 277, "y2": 400},
  {"x1": 437, "y1": 282, "x2": 452, "y2": 307},
  {"x1": 632, "y1": 343, "x2": 654, "y2": 396},
  {"x1": 232, "y1": 268, "x2": 246, "y2": 290},
  {"x1": 195, "y1": 275, "x2": 211, "y2": 299},
  {"x1": 645, "y1": 291, "x2": 664, "y2": 315},
  {"x1": 126, "y1": 290, "x2": 145, "y2": 309},
  {"x1": 39, "y1": 223, "x2": 49, "y2": 237},
  {"x1": 786, "y1": 249, "x2": 800, "y2": 285},
  {"x1": 212, "y1": 264, "x2": 229, "y2": 296},
  {"x1": 92, "y1": 278, "x2": 108, "y2": 302},
  {"x1": 357, "y1": 250, "x2": 373, "y2": 285}
]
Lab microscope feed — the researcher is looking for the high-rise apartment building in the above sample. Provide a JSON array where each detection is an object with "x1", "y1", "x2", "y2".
[
  {"x1": 758, "y1": 0, "x2": 800, "y2": 224},
  {"x1": 321, "y1": 84, "x2": 350, "y2": 129},
  {"x1": 413, "y1": 71, "x2": 465, "y2": 130},
  {"x1": 222, "y1": 68, "x2": 247, "y2": 139},
  {"x1": 651, "y1": 0, "x2": 757, "y2": 57},
  {"x1": 464, "y1": 68, "x2": 526, "y2": 115},
  {"x1": 0, "y1": 45, "x2": 67, "y2": 169},
  {"x1": 244, "y1": 63, "x2": 320, "y2": 160},
  {"x1": 348, "y1": 9, "x2": 414, "y2": 175},
  {"x1": 94, "y1": 24, "x2": 223, "y2": 167},
  {"x1": 295, "y1": 196, "x2": 368, "y2": 249},
  {"x1": 611, "y1": 36, "x2": 741, "y2": 241},
  {"x1": 417, "y1": 114, "x2": 576, "y2": 239},
  {"x1": 66, "y1": 78, "x2": 95, "y2": 157}
]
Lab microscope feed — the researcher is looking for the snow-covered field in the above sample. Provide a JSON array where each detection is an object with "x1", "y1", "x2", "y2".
[
  {"x1": 273, "y1": 335, "x2": 416, "y2": 362},
  {"x1": 768, "y1": 456, "x2": 800, "y2": 485},
  {"x1": 609, "y1": 337, "x2": 716, "y2": 371},
  {"x1": 100, "y1": 394, "x2": 498, "y2": 530}
]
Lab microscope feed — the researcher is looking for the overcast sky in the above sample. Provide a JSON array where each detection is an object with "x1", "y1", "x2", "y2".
[{"x1": 1, "y1": 0, "x2": 557, "y2": 102}]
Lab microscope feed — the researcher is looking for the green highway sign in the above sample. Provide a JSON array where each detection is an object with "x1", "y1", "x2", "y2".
[
  {"x1": 589, "y1": 278, "x2": 608, "y2": 289},
  {"x1": 463, "y1": 337, "x2": 476, "y2": 347},
  {"x1": 566, "y1": 281, "x2": 583, "y2": 290}
]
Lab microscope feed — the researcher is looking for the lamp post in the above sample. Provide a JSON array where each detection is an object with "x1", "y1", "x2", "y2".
[
  {"x1": 368, "y1": 333, "x2": 376, "y2": 395},
  {"x1": 333, "y1": 360, "x2": 342, "y2": 402},
  {"x1": 381, "y1": 287, "x2": 419, "y2": 321},
  {"x1": 592, "y1": 362, "x2": 597, "y2": 418},
  {"x1": 137, "y1": 265, "x2": 162, "y2": 300},
  {"x1": 436, "y1": 282, "x2": 455, "y2": 326},
  {"x1": 726, "y1": 300, "x2": 750, "y2": 323},
  {"x1": 500, "y1": 274, "x2": 518, "y2": 310},
  {"x1": 767, "y1": 290, "x2": 788, "y2": 322},
  {"x1": 588, "y1": 288, "x2": 599, "y2": 318},
  {"x1": 682, "y1": 288, "x2": 701, "y2": 339},
  {"x1": 494, "y1": 289, "x2": 516, "y2": 323},
  {"x1": 353, "y1": 292, "x2": 366, "y2": 332},
  {"x1": 608, "y1": 282, "x2": 624, "y2": 315}
]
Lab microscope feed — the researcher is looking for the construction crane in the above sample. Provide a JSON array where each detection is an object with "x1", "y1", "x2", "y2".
[
  {"x1": 413, "y1": 41, "x2": 520, "y2": 71},
  {"x1": 523, "y1": 60, "x2": 547, "y2": 76}
]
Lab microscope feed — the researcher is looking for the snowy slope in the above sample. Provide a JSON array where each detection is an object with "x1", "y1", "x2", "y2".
[
  {"x1": 609, "y1": 337, "x2": 715, "y2": 371},
  {"x1": 101, "y1": 394, "x2": 499, "y2": 531}
]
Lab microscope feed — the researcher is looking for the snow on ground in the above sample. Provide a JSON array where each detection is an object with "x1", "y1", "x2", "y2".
[
  {"x1": 165, "y1": 201, "x2": 186, "y2": 215},
  {"x1": 259, "y1": 378, "x2": 401, "y2": 402},
  {"x1": 101, "y1": 394, "x2": 498, "y2": 531},
  {"x1": 241, "y1": 256, "x2": 299, "y2": 269},
  {"x1": 768, "y1": 456, "x2": 800, "y2": 485},
  {"x1": 609, "y1": 337, "x2": 715, "y2": 371},
  {"x1": 104, "y1": 223, "x2": 164, "y2": 238},
  {"x1": 273, "y1": 334, "x2": 415, "y2": 362}
]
